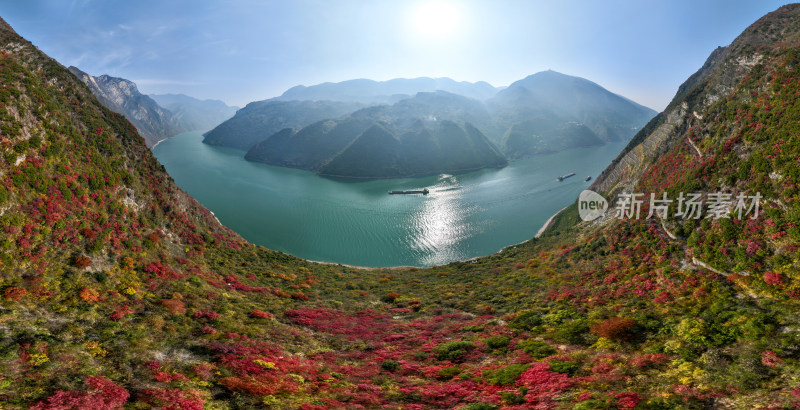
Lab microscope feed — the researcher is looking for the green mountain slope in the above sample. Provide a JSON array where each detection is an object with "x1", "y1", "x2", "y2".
[
  {"x1": 202, "y1": 99, "x2": 362, "y2": 150},
  {"x1": 491, "y1": 70, "x2": 657, "y2": 159},
  {"x1": 317, "y1": 120, "x2": 507, "y2": 178}
]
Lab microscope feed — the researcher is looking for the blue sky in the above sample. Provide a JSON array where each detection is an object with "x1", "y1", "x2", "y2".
[{"x1": 0, "y1": 0, "x2": 790, "y2": 109}]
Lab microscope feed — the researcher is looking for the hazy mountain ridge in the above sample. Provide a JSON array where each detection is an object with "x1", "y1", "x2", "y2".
[
  {"x1": 149, "y1": 93, "x2": 238, "y2": 132},
  {"x1": 67, "y1": 66, "x2": 184, "y2": 147},
  {"x1": 276, "y1": 76, "x2": 501, "y2": 104},
  {"x1": 207, "y1": 71, "x2": 656, "y2": 167},
  {"x1": 244, "y1": 91, "x2": 508, "y2": 178},
  {"x1": 489, "y1": 70, "x2": 657, "y2": 159}
]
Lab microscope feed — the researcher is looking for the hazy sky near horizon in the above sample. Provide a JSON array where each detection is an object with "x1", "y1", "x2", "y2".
[{"x1": 0, "y1": 0, "x2": 790, "y2": 110}]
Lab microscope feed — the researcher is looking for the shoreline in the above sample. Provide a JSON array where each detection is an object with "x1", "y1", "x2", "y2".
[
  {"x1": 305, "y1": 258, "x2": 419, "y2": 271},
  {"x1": 150, "y1": 137, "x2": 167, "y2": 150},
  {"x1": 535, "y1": 206, "x2": 568, "y2": 238}
]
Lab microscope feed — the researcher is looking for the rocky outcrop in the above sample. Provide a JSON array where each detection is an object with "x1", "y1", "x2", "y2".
[{"x1": 68, "y1": 67, "x2": 184, "y2": 146}]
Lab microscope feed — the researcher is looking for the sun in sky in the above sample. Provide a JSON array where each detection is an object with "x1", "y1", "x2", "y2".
[{"x1": 409, "y1": 1, "x2": 463, "y2": 40}]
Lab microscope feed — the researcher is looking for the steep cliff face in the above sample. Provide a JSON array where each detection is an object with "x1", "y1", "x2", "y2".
[
  {"x1": 592, "y1": 4, "x2": 800, "y2": 199},
  {"x1": 68, "y1": 67, "x2": 184, "y2": 146}
]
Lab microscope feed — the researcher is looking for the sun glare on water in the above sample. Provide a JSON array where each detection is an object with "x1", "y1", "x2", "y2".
[{"x1": 411, "y1": 1, "x2": 462, "y2": 40}]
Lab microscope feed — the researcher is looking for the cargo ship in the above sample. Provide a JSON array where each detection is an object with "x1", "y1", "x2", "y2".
[
  {"x1": 388, "y1": 188, "x2": 429, "y2": 195},
  {"x1": 557, "y1": 173, "x2": 576, "y2": 181}
]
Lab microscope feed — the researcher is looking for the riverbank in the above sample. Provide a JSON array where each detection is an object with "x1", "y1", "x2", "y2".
[{"x1": 535, "y1": 206, "x2": 568, "y2": 238}]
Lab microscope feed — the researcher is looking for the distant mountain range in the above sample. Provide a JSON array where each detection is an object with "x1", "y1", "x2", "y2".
[
  {"x1": 275, "y1": 77, "x2": 501, "y2": 104},
  {"x1": 68, "y1": 67, "x2": 237, "y2": 147},
  {"x1": 149, "y1": 94, "x2": 238, "y2": 133},
  {"x1": 206, "y1": 71, "x2": 656, "y2": 178}
]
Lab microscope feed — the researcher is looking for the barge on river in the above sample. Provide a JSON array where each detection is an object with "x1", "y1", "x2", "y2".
[{"x1": 388, "y1": 188, "x2": 429, "y2": 195}]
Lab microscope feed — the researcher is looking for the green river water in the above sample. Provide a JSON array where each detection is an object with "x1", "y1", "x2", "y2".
[{"x1": 153, "y1": 131, "x2": 626, "y2": 267}]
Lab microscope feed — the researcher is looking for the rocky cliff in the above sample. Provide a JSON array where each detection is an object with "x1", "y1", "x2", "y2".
[{"x1": 68, "y1": 66, "x2": 184, "y2": 146}]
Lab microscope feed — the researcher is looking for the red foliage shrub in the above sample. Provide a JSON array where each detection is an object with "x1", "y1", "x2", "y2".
[
  {"x1": 629, "y1": 353, "x2": 669, "y2": 368},
  {"x1": 192, "y1": 363, "x2": 214, "y2": 381},
  {"x1": 79, "y1": 287, "x2": 100, "y2": 303},
  {"x1": 249, "y1": 310, "x2": 274, "y2": 319},
  {"x1": 762, "y1": 350, "x2": 781, "y2": 368},
  {"x1": 140, "y1": 388, "x2": 204, "y2": 410},
  {"x1": 146, "y1": 231, "x2": 161, "y2": 243},
  {"x1": 153, "y1": 372, "x2": 189, "y2": 383},
  {"x1": 615, "y1": 392, "x2": 642, "y2": 409},
  {"x1": 590, "y1": 317, "x2": 636, "y2": 341},
  {"x1": 73, "y1": 256, "x2": 92, "y2": 269},
  {"x1": 110, "y1": 305, "x2": 134, "y2": 321},
  {"x1": 517, "y1": 362, "x2": 574, "y2": 403},
  {"x1": 3, "y1": 286, "x2": 27, "y2": 301},
  {"x1": 382, "y1": 292, "x2": 400, "y2": 303},
  {"x1": 160, "y1": 299, "x2": 186, "y2": 315},
  {"x1": 145, "y1": 361, "x2": 162, "y2": 372},
  {"x1": 193, "y1": 310, "x2": 221, "y2": 320},
  {"x1": 272, "y1": 289, "x2": 291, "y2": 298},
  {"x1": 29, "y1": 376, "x2": 129, "y2": 410},
  {"x1": 291, "y1": 292, "x2": 310, "y2": 301},
  {"x1": 764, "y1": 271, "x2": 784, "y2": 286},
  {"x1": 143, "y1": 261, "x2": 183, "y2": 280},
  {"x1": 81, "y1": 228, "x2": 97, "y2": 239}
]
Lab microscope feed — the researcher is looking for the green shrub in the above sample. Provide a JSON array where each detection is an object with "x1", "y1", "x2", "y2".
[
  {"x1": 517, "y1": 339, "x2": 556, "y2": 359},
  {"x1": 486, "y1": 335, "x2": 511, "y2": 349},
  {"x1": 464, "y1": 403, "x2": 499, "y2": 410},
  {"x1": 436, "y1": 365, "x2": 460, "y2": 380},
  {"x1": 549, "y1": 359, "x2": 579, "y2": 376},
  {"x1": 554, "y1": 318, "x2": 591, "y2": 345},
  {"x1": 434, "y1": 341, "x2": 475, "y2": 362},
  {"x1": 483, "y1": 363, "x2": 529, "y2": 385},
  {"x1": 509, "y1": 310, "x2": 542, "y2": 331},
  {"x1": 13, "y1": 140, "x2": 28, "y2": 153},
  {"x1": 381, "y1": 360, "x2": 400, "y2": 372},
  {"x1": 499, "y1": 388, "x2": 528, "y2": 405},
  {"x1": 573, "y1": 400, "x2": 612, "y2": 410}
]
